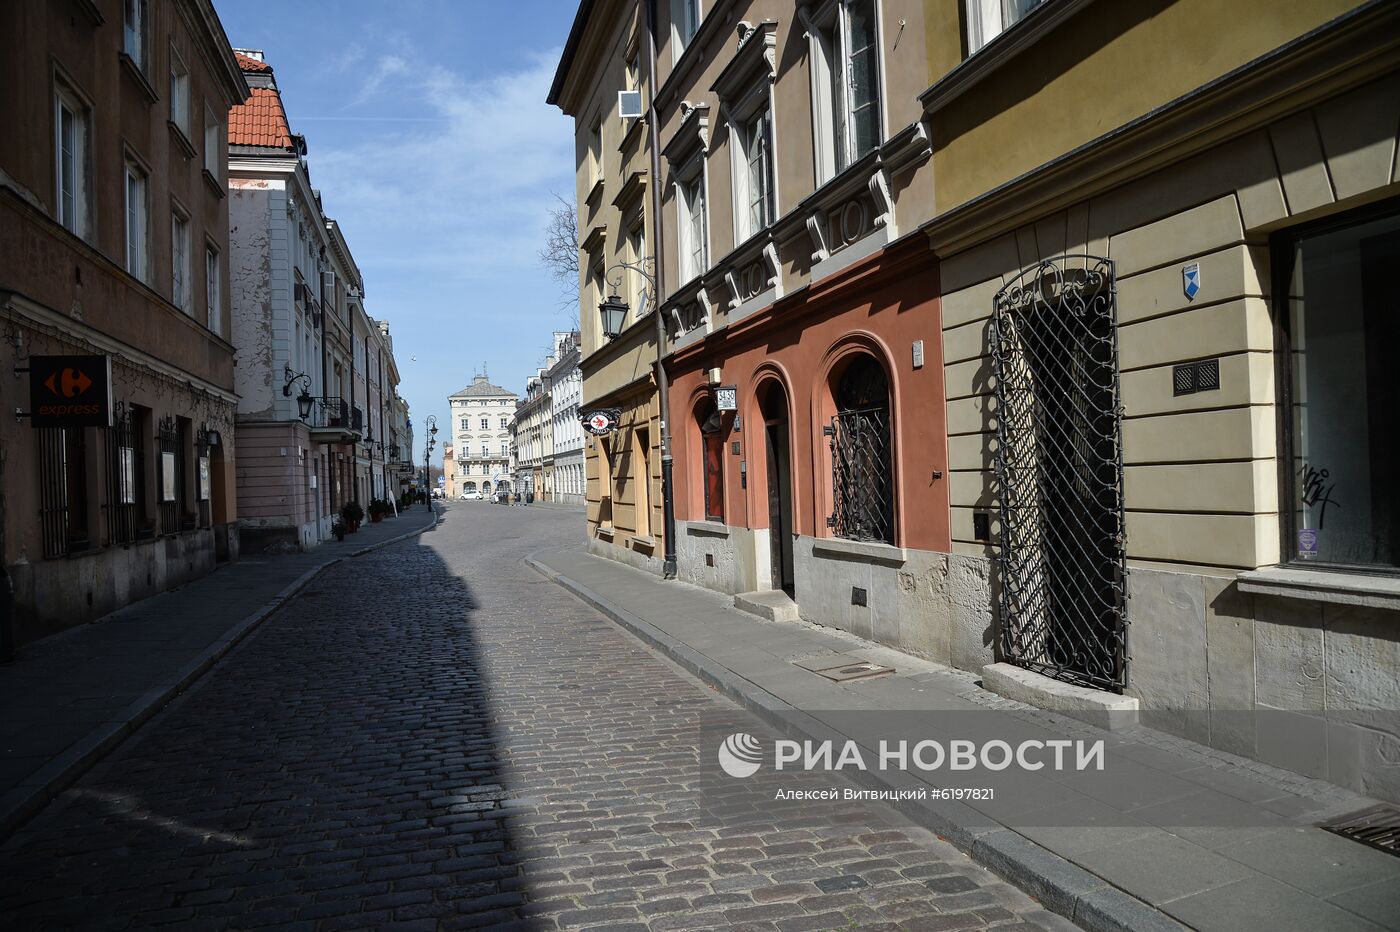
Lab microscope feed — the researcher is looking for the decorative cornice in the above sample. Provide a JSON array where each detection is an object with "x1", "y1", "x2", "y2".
[
  {"x1": 581, "y1": 224, "x2": 607, "y2": 256},
  {"x1": 711, "y1": 20, "x2": 778, "y2": 102},
  {"x1": 612, "y1": 169, "x2": 648, "y2": 211},
  {"x1": 919, "y1": 0, "x2": 1400, "y2": 258},
  {"x1": 661, "y1": 103, "x2": 711, "y2": 167}
]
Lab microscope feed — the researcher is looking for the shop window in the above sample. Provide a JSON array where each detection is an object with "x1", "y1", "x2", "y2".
[
  {"x1": 1277, "y1": 202, "x2": 1400, "y2": 571},
  {"x1": 825, "y1": 353, "x2": 894, "y2": 544},
  {"x1": 105, "y1": 405, "x2": 138, "y2": 545},
  {"x1": 697, "y1": 401, "x2": 725, "y2": 521}
]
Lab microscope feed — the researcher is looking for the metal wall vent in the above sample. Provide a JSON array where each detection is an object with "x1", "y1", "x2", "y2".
[{"x1": 1322, "y1": 804, "x2": 1400, "y2": 857}]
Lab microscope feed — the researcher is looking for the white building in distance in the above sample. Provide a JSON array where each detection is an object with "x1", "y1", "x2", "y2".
[{"x1": 448, "y1": 372, "x2": 516, "y2": 497}]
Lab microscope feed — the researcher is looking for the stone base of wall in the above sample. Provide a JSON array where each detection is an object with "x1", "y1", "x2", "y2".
[
  {"x1": 10, "y1": 529, "x2": 219, "y2": 644},
  {"x1": 1124, "y1": 564, "x2": 1400, "y2": 803},
  {"x1": 791, "y1": 537, "x2": 997, "y2": 672},
  {"x1": 587, "y1": 533, "x2": 663, "y2": 576},
  {"x1": 676, "y1": 521, "x2": 763, "y2": 595}
]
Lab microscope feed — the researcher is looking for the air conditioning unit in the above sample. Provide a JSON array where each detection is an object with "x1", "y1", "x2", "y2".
[{"x1": 618, "y1": 89, "x2": 643, "y2": 119}]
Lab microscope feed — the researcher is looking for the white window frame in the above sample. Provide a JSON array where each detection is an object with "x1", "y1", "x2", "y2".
[
  {"x1": 205, "y1": 244, "x2": 222, "y2": 333},
  {"x1": 124, "y1": 159, "x2": 148, "y2": 281},
  {"x1": 54, "y1": 82, "x2": 90, "y2": 238},
  {"x1": 169, "y1": 47, "x2": 190, "y2": 135},
  {"x1": 966, "y1": 0, "x2": 1047, "y2": 54},
  {"x1": 123, "y1": 0, "x2": 146, "y2": 69},
  {"x1": 675, "y1": 157, "x2": 709, "y2": 284},
  {"x1": 671, "y1": 0, "x2": 702, "y2": 61},
  {"x1": 805, "y1": 0, "x2": 885, "y2": 184},
  {"x1": 171, "y1": 208, "x2": 191, "y2": 313},
  {"x1": 203, "y1": 105, "x2": 221, "y2": 178}
]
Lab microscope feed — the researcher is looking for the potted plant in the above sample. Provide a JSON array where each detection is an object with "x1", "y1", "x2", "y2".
[
  {"x1": 368, "y1": 499, "x2": 389, "y2": 523},
  {"x1": 331, "y1": 519, "x2": 347, "y2": 541},
  {"x1": 341, "y1": 501, "x2": 364, "y2": 532}
]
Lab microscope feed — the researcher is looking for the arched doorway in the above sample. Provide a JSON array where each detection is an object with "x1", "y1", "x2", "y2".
[{"x1": 758, "y1": 379, "x2": 794, "y2": 593}]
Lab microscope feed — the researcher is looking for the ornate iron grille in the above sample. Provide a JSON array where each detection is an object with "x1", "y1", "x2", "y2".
[
  {"x1": 104, "y1": 404, "x2": 137, "y2": 545},
  {"x1": 825, "y1": 356, "x2": 895, "y2": 545},
  {"x1": 38, "y1": 427, "x2": 68, "y2": 559},
  {"x1": 990, "y1": 255, "x2": 1129, "y2": 693},
  {"x1": 158, "y1": 417, "x2": 180, "y2": 535}
]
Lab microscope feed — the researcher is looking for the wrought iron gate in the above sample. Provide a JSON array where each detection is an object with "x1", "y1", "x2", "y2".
[
  {"x1": 826, "y1": 406, "x2": 894, "y2": 545},
  {"x1": 990, "y1": 255, "x2": 1128, "y2": 692}
]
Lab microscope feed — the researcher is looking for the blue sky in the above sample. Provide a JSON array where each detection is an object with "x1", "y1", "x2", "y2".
[{"x1": 212, "y1": 0, "x2": 580, "y2": 468}]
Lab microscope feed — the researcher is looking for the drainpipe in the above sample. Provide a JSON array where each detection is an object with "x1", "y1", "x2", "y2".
[{"x1": 645, "y1": 0, "x2": 677, "y2": 579}]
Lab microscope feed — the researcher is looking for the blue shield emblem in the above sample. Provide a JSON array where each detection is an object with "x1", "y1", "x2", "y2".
[{"x1": 1183, "y1": 263, "x2": 1201, "y2": 300}]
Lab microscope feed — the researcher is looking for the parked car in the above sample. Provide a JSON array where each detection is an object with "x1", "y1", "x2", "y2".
[{"x1": 459, "y1": 490, "x2": 483, "y2": 501}]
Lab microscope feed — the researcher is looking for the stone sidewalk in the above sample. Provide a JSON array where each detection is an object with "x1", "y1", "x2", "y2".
[
  {"x1": 531, "y1": 547, "x2": 1400, "y2": 932},
  {"x1": 0, "y1": 504, "x2": 440, "y2": 839}
]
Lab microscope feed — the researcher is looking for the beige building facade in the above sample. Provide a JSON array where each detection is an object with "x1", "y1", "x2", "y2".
[
  {"x1": 921, "y1": 0, "x2": 1400, "y2": 800},
  {"x1": 449, "y1": 374, "x2": 516, "y2": 498},
  {"x1": 550, "y1": 0, "x2": 667, "y2": 572}
]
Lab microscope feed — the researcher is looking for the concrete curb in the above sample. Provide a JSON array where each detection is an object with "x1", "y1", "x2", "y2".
[
  {"x1": 0, "y1": 506, "x2": 440, "y2": 841},
  {"x1": 527, "y1": 555, "x2": 1185, "y2": 932}
]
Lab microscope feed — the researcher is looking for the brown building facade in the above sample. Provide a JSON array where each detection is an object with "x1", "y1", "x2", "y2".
[{"x1": 0, "y1": 0, "x2": 248, "y2": 645}]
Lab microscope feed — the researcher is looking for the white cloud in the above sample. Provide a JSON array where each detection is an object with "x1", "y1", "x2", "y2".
[{"x1": 306, "y1": 47, "x2": 575, "y2": 292}]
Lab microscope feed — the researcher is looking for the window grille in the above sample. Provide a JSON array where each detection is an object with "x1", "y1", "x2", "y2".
[
  {"x1": 158, "y1": 417, "x2": 180, "y2": 534},
  {"x1": 105, "y1": 404, "x2": 138, "y2": 545},
  {"x1": 38, "y1": 427, "x2": 69, "y2": 558},
  {"x1": 825, "y1": 355, "x2": 894, "y2": 544}
]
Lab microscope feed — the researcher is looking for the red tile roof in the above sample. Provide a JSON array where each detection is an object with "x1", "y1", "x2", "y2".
[
  {"x1": 235, "y1": 51, "x2": 272, "y2": 73},
  {"x1": 228, "y1": 87, "x2": 293, "y2": 149}
]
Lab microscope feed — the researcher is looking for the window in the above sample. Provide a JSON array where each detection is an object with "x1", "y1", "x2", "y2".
[
  {"x1": 123, "y1": 0, "x2": 146, "y2": 69},
  {"x1": 170, "y1": 49, "x2": 190, "y2": 134},
  {"x1": 500, "y1": 416, "x2": 509, "y2": 428},
  {"x1": 625, "y1": 47, "x2": 641, "y2": 91},
  {"x1": 736, "y1": 108, "x2": 775, "y2": 241},
  {"x1": 672, "y1": 0, "x2": 701, "y2": 57},
  {"x1": 204, "y1": 106, "x2": 221, "y2": 178},
  {"x1": 635, "y1": 427, "x2": 652, "y2": 537},
  {"x1": 460, "y1": 417, "x2": 469, "y2": 430},
  {"x1": 171, "y1": 211, "x2": 190, "y2": 312},
  {"x1": 480, "y1": 417, "x2": 489, "y2": 430},
  {"x1": 827, "y1": 354, "x2": 894, "y2": 544},
  {"x1": 54, "y1": 84, "x2": 89, "y2": 237},
  {"x1": 1277, "y1": 202, "x2": 1400, "y2": 571},
  {"x1": 124, "y1": 160, "x2": 148, "y2": 281},
  {"x1": 597, "y1": 437, "x2": 614, "y2": 528},
  {"x1": 587, "y1": 116, "x2": 602, "y2": 187},
  {"x1": 627, "y1": 217, "x2": 647, "y2": 312},
  {"x1": 481, "y1": 444, "x2": 489, "y2": 457},
  {"x1": 677, "y1": 173, "x2": 708, "y2": 283},
  {"x1": 500, "y1": 442, "x2": 509, "y2": 456},
  {"x1": 205, "y1": 246, "x2": 221, "y2": 332},
  {"x1": 810, "y1": 0, "x2": 883, "y2": 182},
  {"x1": 696, "y1": 401, "x2": 725, "y2": 521},
  {"x1": 966, "y1": 0, "x2": 1046, "y2": 54}
]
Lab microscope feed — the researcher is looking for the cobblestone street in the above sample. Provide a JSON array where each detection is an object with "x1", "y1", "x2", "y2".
[{"x1": 0, "y1": 505, "x2": 1061, "y2": 931}]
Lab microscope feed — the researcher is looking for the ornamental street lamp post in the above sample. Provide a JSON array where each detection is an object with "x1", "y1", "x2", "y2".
[{"x1": 422, "y1": 415, "x2": 438, "y2": 500}]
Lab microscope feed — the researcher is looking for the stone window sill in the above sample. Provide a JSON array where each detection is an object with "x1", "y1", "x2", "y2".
[
  {"x1": 596, "y1": 526, "x2": 615, "y2": 540},
  {"x1": 685, "y1": 520, "x2": 729, "y2": 538},
  {"x1": 631, "y1": 534, "x2": 656, "y2": 550},
  {"x1": 119, "y1": 53, "x2": 159, "y2": 105},
  {"x1": 1236, "y1": 567, "x2": 1400, "y2": 612},
  {"x1": 813, "y1": 536, "x2": 907, "y2": 566}
]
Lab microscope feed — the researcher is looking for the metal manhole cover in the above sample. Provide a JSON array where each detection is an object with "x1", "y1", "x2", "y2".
[
  {"x1": 1322, "y1": 804, "x2": 1400, "y2": 857},
  {"x1": 813, "y1": 661, "x2": 895, "y2": 683}
]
